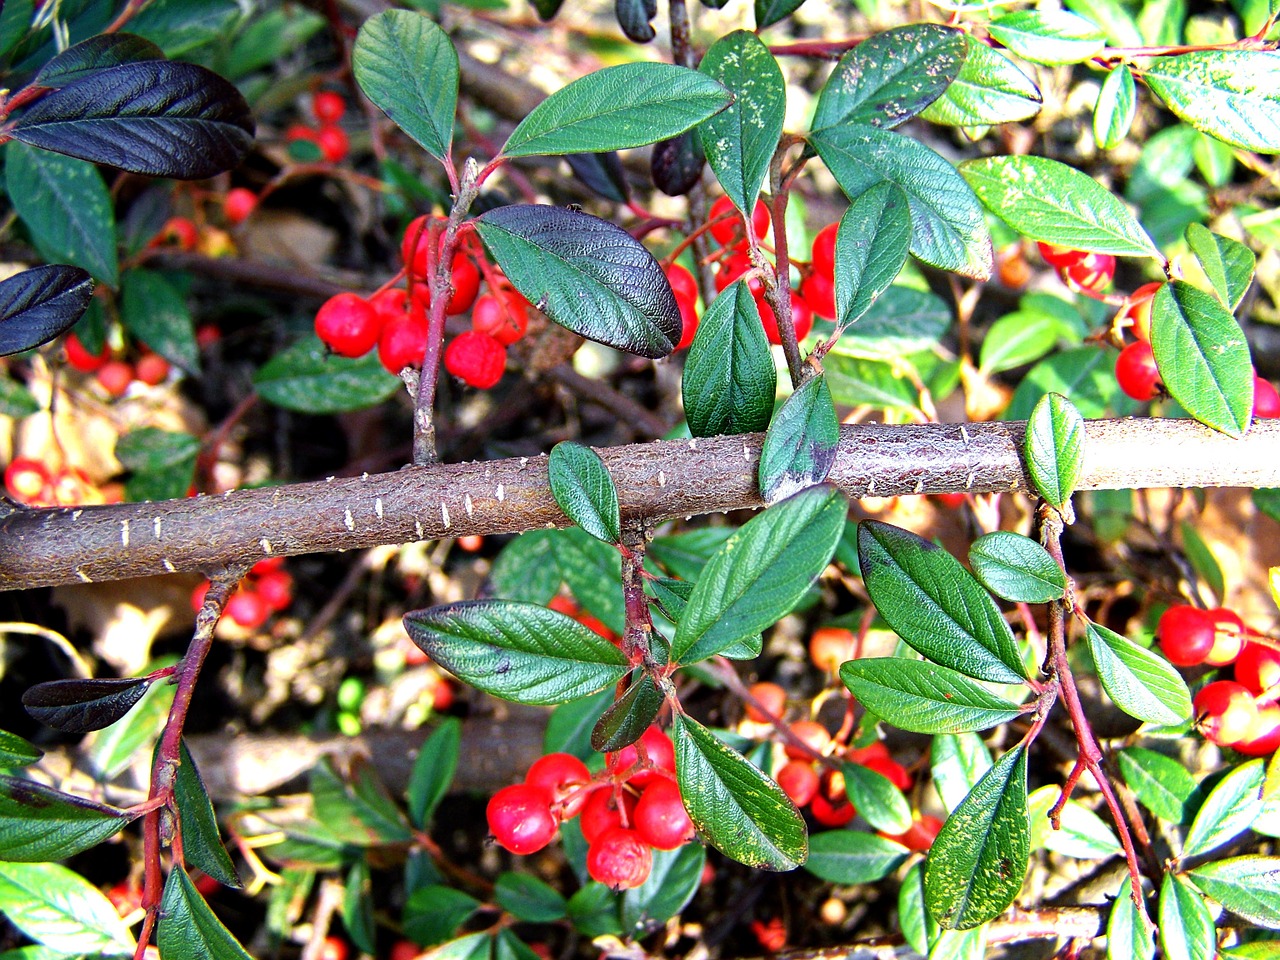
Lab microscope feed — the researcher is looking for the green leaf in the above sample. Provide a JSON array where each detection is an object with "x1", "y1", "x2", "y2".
[
  {"x1": 987, "y1": 10, "x2": 1105, "y2": 65},
  {"x1": 1108, "y1": 877, "x2": 1155, "y2": 960},
  {"x1": 671, "y1": 484, "x2": 846, "y2": 664},
  {"x1": 85, "y1": 672, "x2": 174, "y2": 780},
  {"x1": 343, "y1": 859, "x2": 376, "y2": 955},
  {"x1": 979, "y1": 311, "x2": 1058, "y2": 375},
  {"x1": 254, "y1": 336, "x2": 401, "y2": 414},
  {"x1": 0, "y1": 862, "x2": 135, "y2": 956},
  {"x1": 857, "y1": 520, "x2": 1027, "y2": 684},
  {"x1": 495, "y1": 872, "x2": 567, "y2": 923},
  {"x1": 544, "y1": 689, "x2": 613, "y2": 761},
  {"x1": 1025, "y1": 786, "x2": 1120, "y2": 858},
  {"x1": 924, "y1": 744, "x2": 1029, "y2": 930},
  {"x1": 929, "y1": 928, "x2": 988, "y2": 959},
  {"x1": 754, "y1": 0, "x2": 805, "y2": 29},
  {"x1": 490, "y1": 531, "x2": 563, "y2": 604},
  {"x1": 404, "y1": 885, "x2": 482, "y2": 946},
  {"x1": 0, "y1": 376, "x2": 39, "y2": 418},
  {"x1": 1006, "y1": 347, "x2": 1118, "y2": 420},
  {"x1": 119, "y1": 269, "x2": 200, "y2": 372},
  {"x1": 0, "y1": 730, "x2": 41, "y2": 768},
  {"x1": 919, "y1": 37, "x2": 1042, "y2": 126},
  {"x1": 1094, "y1": 65, "x2": 1137, "y2": 150},
  {"x1": 673, "y1": 714, "x2": 807, "y2": 870},
  {"x1": 548, "y1": 441, "x2": 621, "y2": 545},
  {"x1": 1086, "y1": 621, "x2": 1192, "y2": 726},
  {"x1": 824, "y1": 353, "x2": 920, "y2": 410},
  {"x1": 1150, "y1": 279, "x2": 1254, "y2": 437},
  {"x1": 1116, "y1": 747, "x2": 1199, "y2": 823},
  {"x1": 557, "y1": 528, "x2": 625, "y2": 634},
  {"x1": 1185, "y1": 223, "x2": 1255, "y2": 312},
  {"x1": 567, "y1": 882, "x2": 623, "y2": 938},
  {"x1": 1189, "y1": 856, "x2": 1280, "y2": 928},
  {"x1": 811, "y1": 23, "x2": 966, "y2": 131},
  {"x1": 1024, "y1": 392, "x2": 1085, "y2": 511},
  {"x1": 804, "y1": 830, "x2": 910, "y2": 883},
  {"x1": 406, "y1": 718, "x2": 460, "y2": 829},
  {"x1": 116, "y1": 427, "x2": 199, "y2": 502},
  {"x1": 309, "y1": 757, "x2": 413, "y2": 847},
  {"x1": 968, "y1": 532, "x2": 1066, "y2": 603},
  {"x1": 1159, "y1": 872, "x2": 1216, "y2": 960},
  {"x1": 352, "y1": 10, "x2": 457, "y2": 162},
  {"x1": 404, "y1": 599, "x2": 629, "y2": 704},
  {"x1": 841, "y1": 760, "x2": 912, "y2": 833},
  {"x1": 1183, "y1": 757, "x2": 1265, "y2": 859},
  {"x1": 174, "y1": 741, "x2": 240, "y2": 888},
  {"x1": 590, "y1": 671, "x2": 663, "y2": 752},
  {"x1": 811, "y1": 124, "x2": 992, "y2": 279},
  {"x1": 1180, "y1": 520, "x2": 1225, "y2": 602},
  {"x1": 1143, "y1": 51, "x2": 1280, "y2": 153},
  {"x1": 501, "y1": 62, "x2": 730, "y2": 157},
  {"x1": 682, "y1": 281, "x2": 777, "y2": 437},
  {"x1": 758, "y1": 374, "x2": 839, "y2": 504},
  {"x1": 158, "y1": 868, "x2": 252, "y2": 960},
  {"x1": 932, "y1": 732, "x2": 992, "y2": 813},
  {"x1": 422, "y1": 932, "x2": 490, "y2": 960},
  {"x1": 5, "y1": 142, "x2": 118, "y2": 287},
  {"x1": 1221, "y1": 943, "x2": 1280, "y2": 960},
  {"x1": 698, "y1": 31, "x2": 785, "y2": 218},
  {"x1": 474, "y1": 204, "x2": 680, "y2": 359},
  {"x1": 0, "y1": 776, "x2": 135, "y2": 861},
  {"x1": 900, "y1": 862, "x2": 934, "y2": 956},
  {"x1": 840, "y1": 658, "x2": 1024, "y2": 734},
  {"x1": 833, "y1": 182, "x2": 911, "y2": 329},
  {"x1": 960, "y1": 155, "x2": 1159, "y2": 257},
  {"x1": 619, "y1": 843, "x2": 705, "y2": 937},
  {"x1": 832, "y1": 286, "x2": 949, "y2": 360}
]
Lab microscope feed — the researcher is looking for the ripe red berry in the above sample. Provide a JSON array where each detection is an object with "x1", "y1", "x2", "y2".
[
  {"x1": 810, "y1": 773, "x2": 855, "y2": 827},
  {"x1": 809, "y1": 626, "x2": 857, "y2": 673},
  {"x1": 861, "y1": 754, "x2": 913, "y2": 791},
  {"x1": 370, "y1": 287, "x2": 410, "y2": 324},
  {"x1": 378, "y1": 311, "x2": 429, "y2": 374},
  {"x1": 223, "y1": 188, "x2": 257, "y2": 225},
  {"x1": 96, "y1": 360, "x2": 135, "y2": 397},
  {"x1": 526, "y1": 753, "x2": 592, "y2": 819},
  {"x1": 881, "y1": 813, "x2": 944, "y2": 852},
  {"x1": 1159, "y1": 605, "x2": 1218, "y2": 667},
  {"x1": 64, "y1": 333, "x2": 109, "y2": 372},
  {"x1": 317, "y1": 125, "x2": 349, "y2": 163},
  {"x1": 634, "y1": 779, "x2": 695, "y2": 850},
  {"x1": 1236, "y1": 642, "x2": 1280, "y2": 696},
  {"x1": 587, "y1": 826, "x2": 653, "y2": 890},
  {"x1": 315, "y1": 293, "x2": 380, "y2": 358},
  {"x1": 665, "y1": 263, "x2": 698, "y2": 307},
  {"x1": 486, "y1": 783, "x2": 558, "y2": 855},
  {"x1": 444, "y1": 331, "x2": 506, "y2": 389},
  {"x1": 472, "y1": 291, "x2": 529, "y2": 346},
  {"x1": 811, "y1": 223, "x2": 838, "y2": 280},
  {"x1": 708, "y1": 195, "x2": 769, "y2": 247},
  {"x1": 135, "y1": 353, "x2": 170, "y2": 386},
  {"x1": 5, "y1": 457, "x2": 51, "y2": 504},
  {"x1": 50, "y1": 467, "x2": 96, "y2": 507},
  {"x1": 799, "y1": 270, "x2": 835, "y2": 319},
  {"x1": 1255, "y1": 375, "x2": 1280, "y2": 419},
  {"x1": 1037, "y1": 242, "x2": 1088, "y2": 269},
  {"x1": 580, "y1": 787, "x2": 636, "y2": 843},
  {"x1": 1232, "y1": 703, "x2": 1280, "y2": 756},
  {"x1": 1204, "y1": 607, "x2": 1245, "y2": 667},
  {"x1": 845, "y1": 741, "x2": 892, "y2": 766},
  {"x1": 444, "y1": 256, "x2": 480, "y2": 315},
  {"x1": 611, "y1": 726, "x2": 676, "y2": 786},
  {"x1": 745, "y1": 681, "x2": 787, "y2": 723},
  {"x1": 255, "y1": 569, "x2": 294, "y2": 612},
  {"x1": 1195, "y1": 680, "x2": 1259, "y2": 746},
  {"x1": 318, "y1": 936, "x2": 349, "y2": 960},
  {"x1": 776, "y1": 760, "x2": 820, "y2": 808},
  {"x1": 714, "y1": 250, "x2": 754, "y2": 292},
  {"x1": 756, "y1": 289, "x2": 814, "y2": 346},
  {"x1": 784, "y1": 720, "x2": 832, "y2": 761},
  {"x1": 190, "y1": 580, "x2": 211, "y2": 613},
  {"x1": 284, "y1": 123, "x2": 322, "y2": 156},
  {"x1": 401, "y1": 214, "x2": 448, "y2": 281},
  {"x1": 225, "y1": 589, "x2": 270, "y2": 630},
  {"x1": 1116, "y1": 281, "x2": 1163, "y2": 342},
  {"x1": 1115, "y1": 341, "x2": 1161, "y2": 402},
  {"x1": 1062, "y1": 252, "x2": 1116, "y2": 292},
  {"x1": 312, "y1": 91, "x2": 346, "y2": 125}
]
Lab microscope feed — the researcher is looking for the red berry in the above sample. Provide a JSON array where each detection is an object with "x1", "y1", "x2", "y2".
[
  {"x1": 190, "y1": 580, "x2": 211, "y2": 613},
  {"x1": 153, "y1": 216, "x2": 199, "y2": 251},
  {"x1": 587, "y1": 826, "x2": 653, "y2": 890},
  {"x1": 547, "y1": 595, "x2": 579, "y2": 618},
  {"x1": 1233, "y1": 703, "x2": 1280, "y2": 756},
  {"x1": 1159, "y1": 605, "x2": 1217, "y2": 667},
  {"x1": 714, "y1": 250, "x2": 754, "y2": 292},
  {"x1": 745, "y1": 681, "x2": 786, "y2": 723},
  {"x1": 800, "y1": 270, "x2": 835, "y2": 319},
  {"x1": 784, "y1": 720, "x2": 831, "y2": 761},
  {"x1": 378, "y1": 310, "x2": 429, "y2": 374},
  {"x1": 135, "y1": 353, "x2": 170, "y2": 386},
  {"x1": 65, "y1": 333, "x2": 109, "y2": 372},
  {"x1": 1255, "y1": 375, "x2": 1280, "y2": 419},
  {"x1": 809, "y1": 626, "x2": 857, "y2": 673},
  {"x1": 401, "y1": 214, "x2": 448, "y2": 281},
  {"x1": 676, "y1": 297, "x2": 699, "y2": 350},
  {"x1": 472, "y1": 291, "x2": 529, "y2": 346},
  {"x1": 1204, "y1": 607, "x2": 1245, "y2": 667},
  {"x1": 284, "y1": 123, "x2": 322, "y2": 151},
  {"x1": 225, "y1": 589, "x2": 270, "y2": 629},
  {"x1": 457, "y1": 534, "x2": 484, "y2": 552},
  {"x1": 861, "y1": 755, "x2": 913, "y2": 792},
  {"x1": 1062, "y1": 252, "x2": 1115, "y2": 292},
  {"x1": 1194, "y1": 680, "x2": 1259, "y2": 746},
  {"x1": 776, "y1": 760, "x2": 820, "y2": 808},
  {"x1": 1236, "y1": 642, "x2": 1280, "y2": 695},
  {"x1": 370, "y1": 288, "x2": 410, "y2": 324},
  {"x1": 580, "y1": 787, "x2": 636, "y2": 843},
  {"x1": 315, "y1": 293, "x2": 380, "y2": 358},
  {"x1": 526, "y1": 753, "x2": 592, "y2": 819},
  {"x1": 810, "y1": 775, "x2": 855, "y2": 827},
  {"x1": 881, "y1": 813, "x2": 944, "y2": 852},
  {"x1": 223, "y1": 188, "x2": 257, "y2": 225},
  {"x1": 933, "y1": 492, "x2": 967, "y2": 508},
  {"x1": 318, "y1": 936, "x2": 349, "y2": 960},
  {"x1": 1115, "y1": 341, "x2": 1161, "y2": 402},
  {"x1": 96, "y1": 360, "x2": 135, "y2": 397},
  {"x1": 1037, "y1": 242, "x2": 1088, "y2": 269},
  {"x1": 811, "y1": 223, "x2": 838, "y2": 280},
  {"x1": 634, "y1": 779, "x2": 695, "y2": 850},
  {"x1": 5, "y1": 457, "x2": 51, "y2": 504},
  {"x1": 312, "y1": 91, "x2": 346, "y2": 125},
  {"x1": 845, "y1": 741, "x2": 892, "y2": 766},
  {"x1": 255, "y1": 570, "x2": 294, "y2": 612},
  {"x1": 1116, "y1": 281, "x2": 1163, "y2": 342},
  {"x1": 317, "y1": 125, "x2": 349, "y2": 164},
  {"x1": 665, "y1": 263, "x2": 698, "y2": 307},
  {"x1": 390, "y1": 941, "x2": 422, "y2": 960},
  {"x1": 756, "y1": 289, "x2": 814, "y2": 346},
  {"x1": 708, "y1": 196, "x2": 769, "y2": 246},
  {"x1": 444, "y1": 256, "x2": 480, "y2": 315},
  {"x1": 50, "y1": 467, "x2": 96, "y2": 507},
  {"x1": 486, "y1": 783, "x2": 558, "y2": 855},
  {"x1": 444, "y1": 331, "x2": 506, "y2": 389}
]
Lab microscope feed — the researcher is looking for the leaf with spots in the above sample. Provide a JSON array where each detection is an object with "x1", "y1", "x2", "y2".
[
  {"x1": 920, "y1": 37, "x2": 1042, "y2": 126},
  {"x1": 1143, "y1": 50, "x2": 1280, "y2": 154},
  {"x1": 986, "y1": 10, "x2": 1105, "y2": 65},
  {"x1": 404, "y1": 600, "x2": 629, "y2": 705}
]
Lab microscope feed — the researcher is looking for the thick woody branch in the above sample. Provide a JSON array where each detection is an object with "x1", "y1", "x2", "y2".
[{"x1": 2, "y1": 418, "x2": 1278, "y2": 591}]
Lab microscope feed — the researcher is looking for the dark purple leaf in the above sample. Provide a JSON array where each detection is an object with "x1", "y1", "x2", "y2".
[
  {"x1": 565, "y1": 152, "x2": 630, "y2": 204},
  {"x1": 651, "y1": 131, "x2": 705, "y2": 196},
  {"x1": 615, "y1": 0, "x2": 657, "y2": 43},
  {"x1": 0, "y1": 265, "x2": 93, "y2": 357},
  {"x1": 32, "y1": 33, "x2": 165, "y2": 88},
  {"x1": 23, "y1": 676, "x2": 152, "y2": 733}
]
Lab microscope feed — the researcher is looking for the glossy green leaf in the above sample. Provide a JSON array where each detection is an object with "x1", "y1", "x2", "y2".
[
  {"x1": 671, "y1": 484, "x2": 846, "y2": 664},
  {"x1": 1159, "y1": 872, "x2": 1216, "y2": 960},
  {"x1": 254, "y1": 336, "x2": 401, "y2": 414},
  {"x1": 1094, "y1": 65, "x2": 1136, "y2": 150},
  {"x1": 811, "y1": 124, "x2": 992, "y2": 279},
  {"x1": 841, "y1": 761, "x2": 912, "y2": 834},
  {"x1": 174, "y1": 741, "x2": 240, "y2": 888},
  {"x1": 1183, "y1": 757, "x2": 1265, "y2": 859},
  {"x1": 1180, "y1": 520, "x2": 1225, "y2": 602},
  {"x1": 1086, "y1": 621, "x2": 1192, "y2": 726},
  {"x1": 1185, "y1": 223, "x2": 1255, "y2": 311},
  {"x1": 968, "y1": 532, "x2": 1066, "y2": 603},
  {"x1": 158, "y1": 868, "x2": 252, "y2": 960},
  {"x1": 5, "y1": 143, "x2": 118, "y2": 287},
  {"x1": 1189, "y1": 856, "x2": 1280, "y2": 928},
  {"x1": 824, "y1": 353, "x2": 920, "y2": 410},
  {"x1": 1024, "y1": 392, "x2": 1085, "y2": 511},
  {"x1": 343, "y1": 859, "x2": 376, "y2": 955},
  {"x1": 978, "y1": 310, "x2": 1059, "y2": 374},
  {"x1": 0, "y1": 776, "x2": 135, "y2": 861},
  {"x1": 805, "y1": 830, "x2": 910, "y2": 883},
  {"x1": 1193, "y1": 131, "x2": 1237, "y2": 188},
  {"x1": 0, "y1": 862, "x2": 135, "y2": 956},
  {"x1": 557, "y1": 528, "x2": 625, "y2": 634},
  {"x1": 1026, "y1": 786, "x2": 1120, "y2": 858},
  {"x1": 501, "y1": 62, "x2": 730, "y2": 157},
  {"x1": 353, "y1": 10, "x2": 457, "y2": 161},
  {"x1": 620, "y1": 843, "x2": 705, "y2": 936},
  {"x1": 932, "y1": 732, "x2": 992, "y2": 813},
  {"x1": 489, "y1": 531, "x2": 563, "y2": 604},
  {"x1": 648, "y1": 575, "x2": 760, "y2": 661},
  {"x1": 754, "y1": 0, "x2": 805, "y2": 29},
  {"x1": 404, "y1": 885, "x2": 482, "y2": 946},
  {"x1": 309, "y1": 757, "x2": 413, "y2": 847},
  {"x1": 407, "y1": 718, "x2": 460, "y2": 829},
  {"x1": 566, "y1": 883, "x2": 622, "y2": 938},
  {"x1": 987, "y1": 10, "x2": 1105, "y2": 65},
  {"x1": 424, "y1": 932, "x2": 490, "y2": 960},
  {"x1": 924, "y1": 744, "x2": 1029, "y2": 930},
  {"x1": 840, "y1": 658, "x2": 1024, "y2": 734},
  {"x1": 0, "y1": 730, "x2": 41, "y2": 768},
  {"x1": 1220, "y1": 942, "x2": 1280, "y2": 960},
  {"x1": 682, "y1": 281, "x2": 776, "y2": 437},
  {"x1": 475, "y1": 204, "x2": 680, "y2": 359},
  {"x1": 811, "y1": 23, "x2": 966, "y2": 131},
  {"x1": 1116, "y1": 747, "x2": 1199, "y2": 824},
  {"x1": 404, "y1": 599, "x2": 629, "y2": 704},
  {"x1": 900, "y1": 862, "x2": 934, "y2": 956},
  {"x1": 1006, "y1": 347, "x2": 1118, "y2": 420},
  {"x1": 961, "y1": 155, "x2": 1159, "y2": 257},
  {"x1": 591, "y1": 671, "x2": 663, "y2": 752},
  {"x1": 673, "y1": 714, "x2": 807, "y2": 870},
  {"x1": 115, "y1": 426, "x2": 199, "y2": 502},
  {"x1": 831, "y1": 286, "x2": 947, "y2": 360},
  {"x1": 548, "y1": 441, "x2": 620, "y2": 545},
  {"x1": 919, "y1": 37, "x2": 1041, "y2": 126},
  {"x1": 1150, "y1": 279, "x2": 1253, "y2": 437},
  {"x1": 1108, "y1": 877, "x2": 1155, "y2": 960},
  {"x1": 120, "y1": 269, "x2": 199, "y2": 372},
  {"x1": 857, "y1": 520, "x2": 1027, "y2": 684},
  {"x1": 1143, "y1": 51, "x2": 1280, "y2": 153},
  {"x1": 495, "y1": 872, "x2": 567, "y2": 923},
  {"x1": 758, "y1": 374, "x2": 839, "y2": 504},
  {"x1": 698, "y1": 31, "x2": 785, "y2": 217},
  {"x1": 929, "y1": 928, "x2": 988, "y2": 959},
  {"x1": 833, "y1": 182, "x2": 911, "y2": 329}
]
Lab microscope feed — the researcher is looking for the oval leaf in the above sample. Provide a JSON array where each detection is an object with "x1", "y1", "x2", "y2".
[
  {"x1": 120, "y1": 269, "x2": 200, "y2": 372},
  {"x1": 833, "y1": 181, "x2": 911, "y2": 329},
  {"x1": 1183, "y1": 757, "x2": 1265, "y2": 860},
  {"x1": 407, "y1": 717, "x2": 461, "y2": 829},
  {"x1": 548, "y1": 441, "x2": 621, "y2": 545},
  {"x1": 11, "y1": 61, "x2": 254, "y2": 179},
  {"x1": 1185, "y1": 223, "x2": 1255, "y2": 312},
  {"x1": 174, "y1": 741, "x2": 240, "y2": 888},
  {"x1": 590, "y1": 672, "x2": 663, "y2": 752},
  {"x1": 0, "y1": 730, "x2": 42, "y2": 767},
  {"x1": 565, "y1": 152, "x2": 630, "y2": 203},
  {"x1": 1143, "y1": 51, "x2": 1280, "y2": 154},
  {"x1": 496, "y1": 872, "x2": 568, "y2": 923},
  {"x1": 1094, "y1": 65, "x2": 1136, "y2": 150},
  {"x1": 969, "y1": 532, "x2": 1066, "y2": 603},
  {"x1": 403, "y1": 599, "x2": 629, "y2": 705},
  {"x1": 805, "y1": 830, "x2": 910, "y2": 883},
  {"x1": 1188, "y1": 856, "x2": 1280, "y2": 929},
  {"x1": 1116, "y1": 746, "x2": 1199, "y2": 824},
  {"x1": 500, "y1": 62, "x2": 730, "y2": 158},
  {"x1": 22, "y1": 677, "x2": 152, "y2": 733},
  {"x1": 840, "y1": 658, "x2": 1025, "y2": 734},
  {"x1": 987, "y1": 10, "x2": 1106, "y2": 65},
  {"x1": 619, "y1": 843, "x2": 705, "y2": 937},
  {"x1": 840, "y1": 761, "x2": 912, "y2": 834},
  {"x1": 32, "y1": 33, "x2": 166, "y2": 88},
  {"x1": 0, "y1": 776, "x2": 136, "y2": 861},
  {"x1": 1108, "y1": 877, "x2": 1156, "y2": 960},
  {"x1": 254, "y1": 336, "x2": 401, "y2": 413},
  {"x1": 0, "y1": 265, "x2": 94, "y2": 357},
  {"x1": 682, "y1": 280, "x2": 776, "y2": 437},
  {"x1": 1024, "y1": 391, "x2": 1085, "y2": 510},
  {"x1": 157, "y1": 867, "x2": 253, "y2": 960},
  {"x1": 1158, "y1": 872, "x2": 1217, "y2": 960},
  {"x1": 933, "y1": 732, "x2": 993, "y2": 813},
  {"x1": 1086, "y1": 621, "x2": 1192, "y2": 726},
  {"x1": 0, "y1": 862, "x2": 135, "y2": 956},
  {"x1": 758, "y1": 374, "x2": 839, "y2": 504},
  {"x1": 353, "y1": 10, "x2": 457, "y2": 162},
  {"x1": 920, "y1": 37, "x2": 1042, "y2": 126},
  {"x1": 475, "y1": 204, "x2": 680, "y2": 359}
]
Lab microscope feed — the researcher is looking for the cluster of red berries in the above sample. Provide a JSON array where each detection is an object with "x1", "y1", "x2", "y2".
[
  {"x1": 1037, "y1": 242, "x2": 1117, "y2": 294},
  {"x1": 64, "y1": 332, "x2": 172, "y2": 397},
  {"x1": 486, "y1": 726, "x2": 695, "y2": 891},
  {"x1": 1161, "y1": 604, "x2": 1280, "y2": 755},
  {"x1": 4, "y1": 457, "x2": 121, "y2": 508},
  {"x1": 284, "y1": 91, "x2": 350, "y2": 164},
  {"x1": 190, "y1": 557, "x2": 294, "y2": 631}
]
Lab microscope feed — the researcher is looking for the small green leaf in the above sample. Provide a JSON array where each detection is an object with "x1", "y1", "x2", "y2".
[
  {"x1": 404, "y1": 886, "x2": 482, "y2": 946},
  {"x1": 900, "y1": 862, "x2": 934, "y2": 956},
  {"x1": 174, "y1": 741, "x2": 240, "y2": 888},
  {"x1": 1189, "y1": 856, "x2": 1280, "y2": 929},
  {"x1": 840, "y1": 658, "x2": 1024, "y2": 734},
  {"x1": 979, "y1": 311, "x2": 1059, "y2": 375},
  {"x1": 960, "y1": 155, "x2": 1159, "y2": 257},
  {"x1": 309, "y1": 757, "x2": 413, "y2": 847},
  {"x1": 841, "y1": 761, "x2": 912, "y2": 834},
  {"x1": 698, "y1": 31, "x2": 785, "y2": 218},
  {"x1": 1180, "y1": 520, "x2": 1225, "y2": 602},
  {"x1": 919, "y1": 37, "x2": 1042, "y2": 126},
  {"x1": 832, "y1": 285, "x2": 949, "y2": 361},
  {"x1": 1143, "y1": 51, "x2": 1280, "y2": 154},
  {"x1": 824, "y1": 353, "x2": 920, "y2": 410},
  {"x1": 1094, "y1": 65, "x2": 1136, "y2": 150},
  {"x1": 924, "y1": 744, "x2": 1029, "y2": 930},
  {"x1": 1026, "y1": 786, "x2": 1120, "y2": 858},
  {"x1": 566, "y1": 882, "x2": 622, "y2": 938},
  {"x1": 1159, "y1": 872, "x2": 1216, "y2": 960},
  {"x1": 0, "y1": 862, "x2": 135, "y2": 956},
  {"x1": 0, "y1": 376, "x2": 40, "y2": 418},
  {"x1": 754, "y1": 0, "x2": 805, "y2": 29},
  {"x1": 0, "y1": 776, "x2": 135, "y2": 861},
  {"x1": 619, "y1": 843, "x2": 705, "y2": 937},
  {"x1": 407, "y1": 718, "x2": 461, "y2": 829},
  {"x1": 353, "y1": 10, "x2": 457, "y2": 162},
  {"x1": 1183, "y1": 757, "x2": 1265, "y2": 860},
  {"x1": 682, "y1": 281, "x2": 777, "y2": 438},
  {"x1": 0, "y1": 730, "x2": 41, "y2": 768},
  {"x1": 804, "y1": 830, "x2": 910, "y2": 883},
  {"x1": 758, "y1": 374, "x2": 839, "y2": 504},
  {"x1": 1024, "y1": 392, "x2": 1085, "y2": 511},
  {"x1": 557, "y1": 528, "x2": 625, "y2": 634},
  {"x1": 254, "y1": 336, "x2": 401, "y2": 414},
  {"x1": 495, "y1": 873, "x2": 567, "y2": 923},
  {"x1": 987, "y1": 10, "x2": 1105, "y2": 65},
  {"x1": 343, "y1": 859, "x2": 376, "y2": 955},
  {"x1": 489, "y1": 531, "x2": 563, "y2": 604},
  {"x1": 590, "y1": 671, "x2": 663, "y2": 752},
  {"x1": 1086, "y1": 621, "x2": 1192, "y2": 726},
  {"x1": 673, "y1": 715, "x2": 807, "y2": 870},
  {"x1": 833, "y1": 182, "x2": 911, "y2": 329},
  {"x1": 548, "y1": 441, "x2": 621, "y2": 545},
  {"x1": 157, "y1": 868, "x2": 252, "y2": 960},
  {"x1": 1185, "y1": 223, "x2": 1255, "y2": 312},
  {"x1": 1108, "y1": 877, "x2": 1155, "y2": 960},
  {"x1": 116, "y1": 427, "x2": 199, "y2": 502},
  {"x1": 932, "y1": 733, "x2": 992, "y2": 813},
  {"x1": 1116, "y1": 747, "x2": 1199, "y2": 824},
  {"x1": 968, "y1": 532, "x2": 1066, "y2": 603},
  {"x1": 1150, "y1": 279, "x2": 1253, "y2": 437},
  {"x1": 501, "y1": 63, "x2": 730, "y2": 158},
  {"x1": 857, "y1": 520, "x2": 1027, "y2": 684},
  {"x1": 120, "y1": 270, "x2": 200, "y2": 372},
  {"x1": 404, "y1": 599, "x2": 629, "y2": 705}
]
